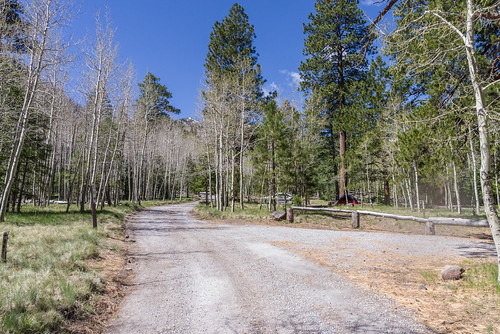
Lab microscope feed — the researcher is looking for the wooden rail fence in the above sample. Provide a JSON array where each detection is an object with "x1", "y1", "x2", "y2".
[{"x1": 287, "y1": 207, "x2": 489, "y2": 235}]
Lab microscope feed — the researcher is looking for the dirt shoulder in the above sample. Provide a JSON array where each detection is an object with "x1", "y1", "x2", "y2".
[
  {"x1": 199, "y1": 213, "x2": 499, "y2": 334},
  {"x1": 66, "y1": 214, "x2": 138, "y2": 334}
]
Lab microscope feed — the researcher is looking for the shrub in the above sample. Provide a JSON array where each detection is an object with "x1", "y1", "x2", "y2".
[{"x1": 292, "y1": 195, "x2": 302, "y2": 206}]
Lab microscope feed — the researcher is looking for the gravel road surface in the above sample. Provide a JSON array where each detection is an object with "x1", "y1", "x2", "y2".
[{"x1": 107, "y1": 202, "x2": 495, "y2": 333}]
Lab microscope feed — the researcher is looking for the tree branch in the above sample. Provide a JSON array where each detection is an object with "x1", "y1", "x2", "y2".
[
  {"x1": 359, "y1": 0, "x2": 398, "y2": 60},
  {"x1": 425, "y1": 10, "x2": 466, "y2": 43}
]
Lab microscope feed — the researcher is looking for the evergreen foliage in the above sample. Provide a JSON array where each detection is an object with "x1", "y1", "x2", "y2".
[{"x1": 299, "y1": 0, "x2": 374, "y2": 199}]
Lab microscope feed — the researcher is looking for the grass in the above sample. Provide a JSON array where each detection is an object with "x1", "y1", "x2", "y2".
[
  {"x1": 0, "y1": 198, "x2": 194, "y2": 333},
  {"x1": 462, "y1": 260, "x2": 500, "y2": 294},
  {"x1": 419, "y1": 269, "x2": 439, "y2": 284}
]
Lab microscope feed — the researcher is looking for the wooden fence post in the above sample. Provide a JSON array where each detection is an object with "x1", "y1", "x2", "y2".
[
  {"x1": 90, "y1": 185, "x2": 97, "y2": 229},
  {"x1": 425, "y1": 221, "x2": 435, "y2": 235},
  {"x1": 351, "y1": 212, "x2": 360, "y2": 229},
  {"x1": 2, "y1": 231, "x2": 10, "y2": 263},
  {"x1": 287, "y1": 207, "x2": 294, "y2": 223}
]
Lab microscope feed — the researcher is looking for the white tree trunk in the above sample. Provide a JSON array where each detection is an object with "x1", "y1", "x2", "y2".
[
  {"x1": 469, "y1": 126, "x2": 481, "y2": 214},
  {"x1": 452, "y1": 161, "x2": 461, "y2": 214},
  {"x1": 464, "y1": 0, "x2": 500, "y2": 283},
  {"x1": 413, "y1": 160, "x2": 420, "y2": 212},
  {"x1": 0, "y1": 0, "x2": 70, "y2": 221}
]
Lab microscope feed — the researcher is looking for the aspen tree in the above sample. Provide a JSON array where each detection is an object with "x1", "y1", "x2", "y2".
[{"x1": 0, "y1": 0, "x2": 73, "y2": 222}]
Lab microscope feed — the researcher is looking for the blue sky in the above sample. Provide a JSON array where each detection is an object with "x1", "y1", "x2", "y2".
[{"x1": 72, "y1": 1, "x2": 386, "y2": 119}]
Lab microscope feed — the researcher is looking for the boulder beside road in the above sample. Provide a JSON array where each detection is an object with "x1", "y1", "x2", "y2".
[
  {"x1": 272, "y1": 210, "x2": 286, "y2": 221},
  {"x1": 441, "y1": 265, "x2": 464, "y2": 280}
]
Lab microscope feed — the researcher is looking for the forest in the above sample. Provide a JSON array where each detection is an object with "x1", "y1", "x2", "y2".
[{"x1": 0, "y1": 0, "x2": 499, "y2": 257}]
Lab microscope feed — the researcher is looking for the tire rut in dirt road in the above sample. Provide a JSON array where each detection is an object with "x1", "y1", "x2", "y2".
[{"x1": 107, "y1": 202, "x2": 430, "y2": 333}]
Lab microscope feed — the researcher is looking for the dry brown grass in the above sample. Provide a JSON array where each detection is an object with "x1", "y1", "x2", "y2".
[
  {"x1": 273, "y1": 238, "x2": 499, "y2": 334},
  {"x1": 202, "y1": 207, "x2": 499, "y2": 334}
]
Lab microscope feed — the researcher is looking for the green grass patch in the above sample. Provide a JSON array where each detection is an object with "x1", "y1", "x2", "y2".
[
  {"x1": 418, "y1": 269, "x2": 439, "y2": 284},
  {"x1": 462, "y1": 261, "x2": 500, "y2": 294},
  {"x1": 0, "y1": 199, "x2": 188, "y2": 333}
]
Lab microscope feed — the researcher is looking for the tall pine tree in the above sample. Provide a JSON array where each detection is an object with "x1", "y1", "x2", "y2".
[
  {"x1": 203, "y1": 3, "x2": 263, "y2": 211},
  {"x1": 299, "y1": 0, "x2": 373, "y2": 200}
]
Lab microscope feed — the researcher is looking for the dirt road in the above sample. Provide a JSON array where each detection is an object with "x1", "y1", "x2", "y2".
[{"x1": 107, "y1": 202, "x2": 494, "y2": 333}]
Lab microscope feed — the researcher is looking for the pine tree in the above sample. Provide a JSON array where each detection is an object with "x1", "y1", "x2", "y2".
[
  {"x1": 254, "y1": 98, "x2": 287, "y2": 211},
  {"x1": 202, "y1": 3, "x2": 263, "y2": 211},
  {"x1": 135, "y1": 72, "x2": 178, "y2": 203},
  {"x1": 205, "y1": 3, "x2": 262, "y2": 83},
  {"x1": 299, "y1": 0, "x2": 373, "y2": 200}
]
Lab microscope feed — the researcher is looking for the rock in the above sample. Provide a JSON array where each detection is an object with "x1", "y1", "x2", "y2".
[
  {"x1": 419, "y1": 285, "x2": 427, "y2": 290},
  {"x1": 272, "y1": 210, "x2": 286, "y2": 221},
  {"x1": 441, "y1": 265, "x2": 464, "y2": 280}
]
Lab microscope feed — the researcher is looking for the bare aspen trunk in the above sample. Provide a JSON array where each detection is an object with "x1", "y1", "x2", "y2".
[
  {"x1": 0, "y1": 0, "x2": 56, "y2": 221},
  {"x1": 207, "y1": 150, "x2": 213, "y2": 208},
  {"x1": 405, "y1": 177, "x2": 413, "y2": 211},
  {"x1": 413, "y1": 160, "x2": 420, "y2": 212},
  {"x1": 259, "y1": 173, "x2": 266, "y2": 210},
  {"x1": 239, "y1": 100, "x2": 245, "y2": 210},
  {"x1": 392, "y1": 174, "x2": 398, "y2": 208},
  {"x1": 464, "y1": 0, "x2": 500, "y2": 283},
  {"x1": 96, "y1": 122, "x2": 114, "y2": 207},
  {"x1": 469, "y1": 126, "x2": 481, "y2": 214},
  {"x1": 366, "y1": 144, "x2": 372, "y2": 205},
  {"x1": 271, "y1": 141, "x2": 276, "y2": 212},
  {"x1": 400, "y1": 182, "x2": 407, "y2": 210},
  {"x1": 16, "y1": 160, "x2": 28, "y2": 213},
  {"x1": 218, "y1": 130, "x2": 223, "y2": 210},
  {"x1": 452, "y1": 161, "x2": 461, "y2": 214},
  {"x1": 339, "y1": 130, "x2": 346, "y2": 198},
  {"x1": 231, "y1": 150, "x2": 235, "y2": 213},
  {"x1": 495, "y1": 150, "x2": 500, "y2": 207}
]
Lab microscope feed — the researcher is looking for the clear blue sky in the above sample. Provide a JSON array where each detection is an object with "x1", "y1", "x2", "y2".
[{"x1": 72, "y1": 1, "x2": 386, "y2": 119}]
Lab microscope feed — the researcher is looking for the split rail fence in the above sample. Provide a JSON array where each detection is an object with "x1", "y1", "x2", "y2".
[{"x1": 287, "y1": 206, "x2": 489, "y2": 235}]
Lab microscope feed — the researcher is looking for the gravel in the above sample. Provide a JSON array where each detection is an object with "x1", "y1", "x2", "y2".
[{"x1": 107, "y1": 202, "x2": 494, "y2": 333}]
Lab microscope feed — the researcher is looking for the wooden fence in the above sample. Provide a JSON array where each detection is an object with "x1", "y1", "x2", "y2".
[{"x1": 287, "y1": 206, "x2": 489, "y2": 235}]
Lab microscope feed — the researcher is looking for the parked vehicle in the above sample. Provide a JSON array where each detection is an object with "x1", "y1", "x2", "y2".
[
  {"x1": 336, "y1": 194, "x2": 358, "y2": 205},
  {"x1": 263, "y1": 193, "x2": 293, "y2": 204}
]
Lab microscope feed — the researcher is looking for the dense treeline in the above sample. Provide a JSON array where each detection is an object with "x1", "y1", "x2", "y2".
[
  {"x1": 1, "y1": 1, "x2": 499, "y2": 277},
  {"x1": 2, "y1": 0, "x2": 499, "y2": 215},
  {"x1": 0, "y1": 0, "x2": 200, "y2": 222},
  {"x1": 199, "y1": 0, "x2": 500, "y2": 213},
  {"x1": 197, "y1": 0, "x2": 500, "y2": 281}
]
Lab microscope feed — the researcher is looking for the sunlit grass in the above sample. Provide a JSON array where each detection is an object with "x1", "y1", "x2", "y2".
[
  {"x1": 0, "y1": 199, "x2": 189, "y2": 333},
  {"x1": 462, "y1": 260, "x2": 500, "y2": 294},
  {"x1": 419, "y1": 269, "x2": 439, "y2": 284}
]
